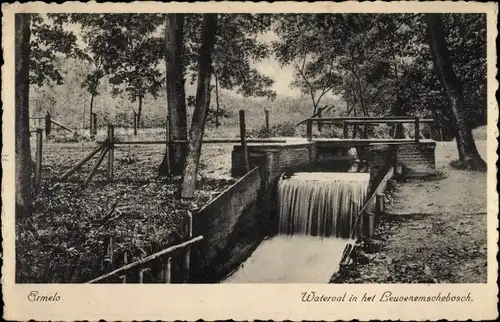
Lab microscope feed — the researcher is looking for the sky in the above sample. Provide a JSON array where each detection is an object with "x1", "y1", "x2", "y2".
[{"x1": 64, "y1": 19, "x2": 301, "y2": 98}]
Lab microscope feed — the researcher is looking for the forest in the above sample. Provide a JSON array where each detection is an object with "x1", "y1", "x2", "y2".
[{"x1": 14, "y1": 13, "x2": 488, "y2": 283}]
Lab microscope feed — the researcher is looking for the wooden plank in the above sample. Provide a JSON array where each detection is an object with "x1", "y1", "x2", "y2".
[
  {"x1": 239, "y1": 110, "x2": 250, "y2": 173},
  {"x1": 59, "y1": 142, "x2": 105, "y2": 181},
  {"x1": 310, "y1": 116, "x2": 434, "y2": 121},
  {"x1": 341, "y1": 119, "x2": 433, "y2": 124},
  {"x1": 50, "y1": 119, "x2": 75, "y2": 133},
  {"x1": 106, "y1": 139, "x2": 287, "y2": 145},
  {"x1": 86, "y1": 236, "x2": 203, "y2": 283}
]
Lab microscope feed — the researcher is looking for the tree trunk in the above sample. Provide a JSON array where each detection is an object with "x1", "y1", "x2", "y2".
[
  {"x1": 137, "y1": 94, "x2": 143, "y2": 128},
  {"x1": 89, "y1": 92, "x2": 95, "y2": 129},
  {"x1": 427, "y1": 14, "x2": 486, "y2": 170},
  {"x1": 215, "y1": 71, "x2": 220, "y2": 128},
  {"x1": 180, "y1": 14, "x2": 218, "y2": 199},
  {"x1": 159, "y1": 14, "x2": 188, "y2": 176},
  {"x1": 15, "y1": 13, "x2": 33, "y2": 217}
]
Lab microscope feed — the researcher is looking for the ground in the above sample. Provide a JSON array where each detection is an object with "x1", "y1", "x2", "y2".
[
  {"x1": 16, "y1": 128, "x2": 236, "y2": 283},
  {"x1": 332, "y1": 127, "x2": 489, "y2": 283},
  {"x1": 17, "y1": 126, "x2": 490, "y2": 283}
]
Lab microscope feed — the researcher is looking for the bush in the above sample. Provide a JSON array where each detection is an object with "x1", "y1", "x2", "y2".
[{"x1": 248, "y1": 121, "x2": 297, "y2": 138}]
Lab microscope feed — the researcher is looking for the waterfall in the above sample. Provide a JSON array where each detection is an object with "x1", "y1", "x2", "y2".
[{"x1": 278, "y1": 172, "x2": 369, "y2": 238}]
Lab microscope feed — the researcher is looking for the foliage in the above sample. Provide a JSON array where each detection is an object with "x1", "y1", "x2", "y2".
[
  {"x1": 29, "y1": 14, "x2": 88, "y2": 87},
  {"x1": 248, "y1": 121, "x2": 297, "y2": 138},
  {"x1": 184, "y1": 14, "x2": 277, "y2": 109},
  {"x1": 272, "y1": 13, "x2": 487, "y2": 138}
]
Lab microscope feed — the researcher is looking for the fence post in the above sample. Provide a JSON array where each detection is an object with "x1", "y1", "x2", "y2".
[
  {"x1": 306, "y1": 119, "x2": 313, "y2": 142},
  {"x1": 239, "y1": 110, "x2": 250, "y2": 173},
  {"x1": 362, "y1": 212, "x2": 375, "y2": 247},
  {"x1": 35, "y1": 129, "x2": 43, "y2": 193},
  {"x1": 343, "y1": 122, "x2": 348, "y2": 139},
  {"x1": 107, "y1": 124, "x2": 114, "y2": 181},
  {"x1": 375, "y1": 192, "x2": 386, "y2": 215},
  {"x1": 317, "y1": 109, "x2": 322, "y2": 132},
  {"x1": 133, "y1": 112, "x2": 138, "y2": 136},
  {"x1": 265, "y1": 109, "x2": 270, "y2": 137},
  {"x1": 45, "y1": 112, "x2": 51, "y2": 136},
  {"x1": 183, "y1": 211, "x2": 193, "y2": 283},
  {"x1": 414, "y1": 117, "x2": 420, "y2": 143}
]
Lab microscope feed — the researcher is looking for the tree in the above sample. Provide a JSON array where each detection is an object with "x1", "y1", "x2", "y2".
[
  {"x1": 159, "y1": 14, "x2": 188, "y2": 175},
  {"x1": 426, "y1": 14, "x2": 486, "y2": 170},
  {"x1": 16, "y1": 13, "x2": 33, "y2": 217},
  {"x1": 180, "y1": 14, "x2": 218, "y2": 199},
  {"x1": 158, "y1": 13, "x2": 276, "y2": 175},
  {"x1": 81, "y1": 58, "x2": 104, "y2": 128}
]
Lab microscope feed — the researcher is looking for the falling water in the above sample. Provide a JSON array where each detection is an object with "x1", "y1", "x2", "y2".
[
  {"x1": 278, "y1": 172, "x2": 370, "y2": 238},
  {"x1": 223, "y1": 172, "x2": 369, "y2": 283}
]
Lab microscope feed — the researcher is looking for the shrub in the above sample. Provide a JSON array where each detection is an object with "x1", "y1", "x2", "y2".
[{"x1": 248, "y1": 121, "x2": 297, "y2": 138}]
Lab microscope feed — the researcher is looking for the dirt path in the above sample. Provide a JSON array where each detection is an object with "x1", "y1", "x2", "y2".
[{"x1": 333, "y1": 134, "x2": 488, "y2": 283}]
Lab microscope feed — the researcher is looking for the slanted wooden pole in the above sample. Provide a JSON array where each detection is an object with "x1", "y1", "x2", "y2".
[
  {"x1": 306, "y1": 119, "x2": 313, "y2": 141},
  {"x1": 83, "y1": 146, "x2": 108, "y2": 188},
  {"x1": 35, "y1": 129, "x2": 43, "y2": 193},
  {"x1": 183, "y1": 211, "x2": 193, "y2": 283},
  {"x1": 107, "y1": 125, "x2": 114, "y2": 181},
  {"x1": 50, "y1": 119, "x2": 74, "y2": 133},
  {"x1": 414, "y1": 117, "x2": 420, "y2": 143},
  {"x1": 265, "y1": 109, "x2": 270, "y2": 136},
  {"x1": 45, "y1": 112, "x2": 51, "y2": 136},
  {"x1": 239, "y1": 110, "x2": 250, "y2": 173},
  {"x1": 59, "y1": 142, "x2": 105, "y2": 181}
]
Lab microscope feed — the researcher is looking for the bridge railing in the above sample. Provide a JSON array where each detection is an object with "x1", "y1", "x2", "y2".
[{"x1": 305, "y1": 117, "x2": 434, "y2": 143}]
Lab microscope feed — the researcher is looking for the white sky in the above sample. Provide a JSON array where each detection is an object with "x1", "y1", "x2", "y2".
[{"x1": 64, "y1": 20, "x2": 300, "y2": 97}]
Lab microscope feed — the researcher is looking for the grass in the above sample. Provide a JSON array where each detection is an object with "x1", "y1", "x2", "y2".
[{"x1": 17, "y1": 131, "x2": 239, "y2": 283}]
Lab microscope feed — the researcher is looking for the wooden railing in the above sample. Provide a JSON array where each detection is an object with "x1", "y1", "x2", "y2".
[
  {"x1": 87, "y1": 212, "x2": 203, "y2": 284},
  {"x1": 305, "y1": 117, "x2": 434, "y2": 143}
]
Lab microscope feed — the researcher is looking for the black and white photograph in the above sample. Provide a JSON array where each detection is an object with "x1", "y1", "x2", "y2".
[{"x1": 2, "y1": 1, "x2": 498, "y2": 321}]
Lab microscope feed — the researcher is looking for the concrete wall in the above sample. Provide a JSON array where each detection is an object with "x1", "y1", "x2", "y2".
[
  {"x1": 191, "y1": 167, "x2": 267, "y2": 282},
  {"x1": 232, "y1": 143, "x2": 317, "y2": 181}
]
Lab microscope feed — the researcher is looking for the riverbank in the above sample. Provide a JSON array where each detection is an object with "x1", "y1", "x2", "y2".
[{"x1": 332, "y1": 129, "x2": 488, "y2": 283}]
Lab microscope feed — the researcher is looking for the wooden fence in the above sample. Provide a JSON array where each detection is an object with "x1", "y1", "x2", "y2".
[
  {"x1": 87, "y1": 211, "x2": 203, "y2": 283},
  {"x1": 305, "y1": 116, "x2": 435, "y2": 142},
  {"x1": 62, "y1": 110, "x2": 283, "y2": 187}
]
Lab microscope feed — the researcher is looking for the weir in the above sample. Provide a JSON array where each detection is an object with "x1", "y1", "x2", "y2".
[
  {"x1": 194, "y1": 135, "x2": 436, "y2": 283},
  {"x1": 223, "y1": 172, "x2": 369, "y2": 283}
]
